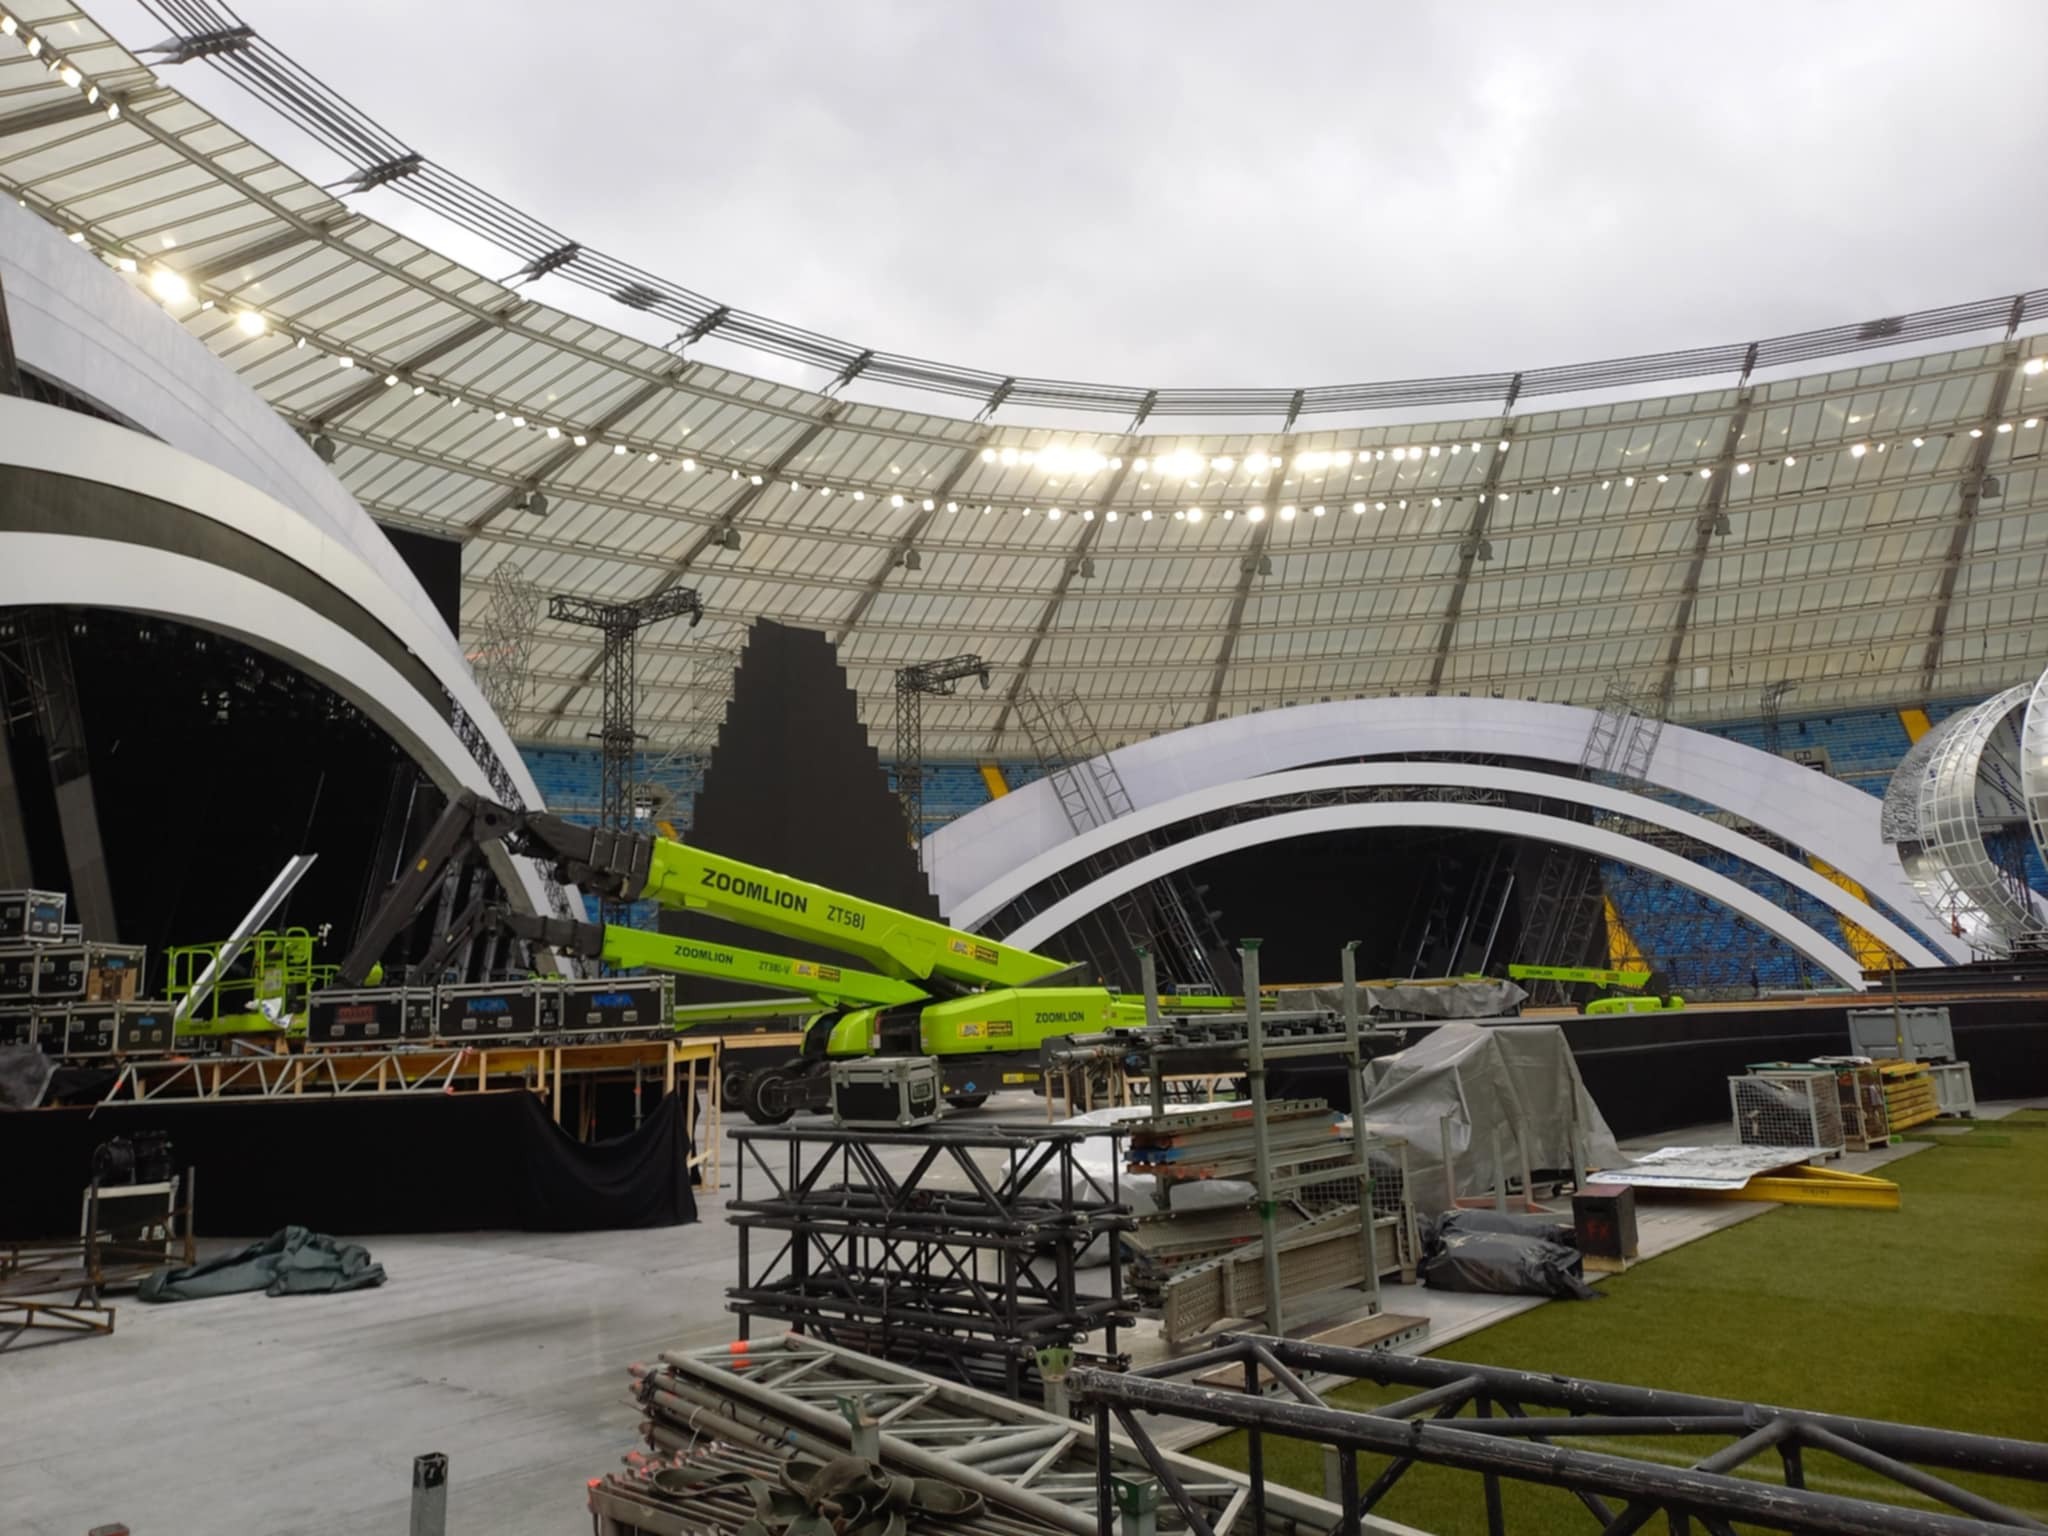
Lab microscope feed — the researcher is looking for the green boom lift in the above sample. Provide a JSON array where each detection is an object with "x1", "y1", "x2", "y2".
[
  {"x1": 1506, "y1": 962, "x2": 1685, "y2": 1014},
  {"x1": 336, "y1": 793, "x2": 1145, "y2": 1121}
]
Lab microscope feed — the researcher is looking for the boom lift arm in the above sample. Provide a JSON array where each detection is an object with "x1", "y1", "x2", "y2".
[
  {"x1": 498, "y1": 908, "x2": 927, "y2": 1010},
  {"x1": 337, "y1": 791, "x2": 1071, "y2": 996}
]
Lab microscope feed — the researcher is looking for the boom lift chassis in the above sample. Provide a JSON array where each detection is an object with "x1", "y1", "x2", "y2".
[{"x1": 338, "y1": 793, "x2": 1099, "y2": 1123}]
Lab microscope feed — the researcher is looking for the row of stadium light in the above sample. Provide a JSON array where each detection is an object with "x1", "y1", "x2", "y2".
[
  {"x1": 66, "y1": 213, "x2": 2048, "y2": 539},
  {"x1": 0, "y1": 14, "x2": 121, "y2": 120}
]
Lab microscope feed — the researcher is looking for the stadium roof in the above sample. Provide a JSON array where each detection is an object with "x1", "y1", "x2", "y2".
[{"x1": 3, "y1": 3, "x2": 2046, "y2": 758}]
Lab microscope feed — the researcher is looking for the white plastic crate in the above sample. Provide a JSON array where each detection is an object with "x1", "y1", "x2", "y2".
[
  {"x1": 1729, "y1": 1070, "x2": 1844, "y2": 1153},
  {"x1": 1929, "y1": 1061, "x2": 1976, "y2": 1118}
]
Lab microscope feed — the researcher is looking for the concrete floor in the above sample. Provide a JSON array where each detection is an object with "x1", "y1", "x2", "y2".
[{"x1": 0, "y1": 1094, "x2": 1984, "y2": 1536}]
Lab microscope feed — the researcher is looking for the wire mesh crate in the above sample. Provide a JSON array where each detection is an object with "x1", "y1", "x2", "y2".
[{"x1": 1729, "y1": 1070, "x2": 1844, "y2": 1154}]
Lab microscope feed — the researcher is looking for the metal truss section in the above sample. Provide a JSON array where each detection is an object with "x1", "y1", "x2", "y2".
[
  {"x1": 726, "y1": 1124, "x2": 1132, "y2": 1398},
  {"x1": 1071, "y1": 1333, "x2": 2048, "y2": 1536},
  {"x1": 642, "y1": 1333, "x2": 1358, "y2": 1536},
  {"x1": 1916, "y1": 684, "x2": 2044, "y2": 951},
  {"x1": 895, "y1": 654, "x2": 991, "y2": 854},
  {"x1": 103, "y1": 1043, "x2": 478, "y2": 1102},
  {"x1": 547, "y1": 588, "x2": 704, "y2": 920}
]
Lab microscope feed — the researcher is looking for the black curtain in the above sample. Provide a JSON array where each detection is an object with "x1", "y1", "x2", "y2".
[{"x1": 0, "y1": 1091, "x2": 698, "y2": 1240}]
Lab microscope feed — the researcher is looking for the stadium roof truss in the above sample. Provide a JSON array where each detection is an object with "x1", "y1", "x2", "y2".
[{"x1": 0, "y1": 4, "x2": 2045, "y2": 757}]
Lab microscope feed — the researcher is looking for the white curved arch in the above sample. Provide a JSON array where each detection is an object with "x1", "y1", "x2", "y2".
[
  {"x1": 1005, "y1": 804, "x2": 1869, "y2": 989},
  {"x1": 0, "y1": 397, "x2": 542, "y2": 805},
  {"x1": 0, "y1": 200, "x2": 460, "y2": 665},
  {"x1": 958, "y1": 763, "x2": 1946, "y2": 968},
  {"x1": 926, "y1": 696, "x2": 1967, "y2": 961},
  {"x1": 1, "y1": 530, "x2": 562, "y2": 927},
  {"x1": 0, "y1": 400, "x2": 573, "y2": 930}
]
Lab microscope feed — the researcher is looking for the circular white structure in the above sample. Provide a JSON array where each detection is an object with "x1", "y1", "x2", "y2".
[
  {"x1": 2025, "y1": 661, "x2": 2048, "y2": 886},
  {"x1": 1921, "y1": 686, "x2": 2048, "y2": 947}
]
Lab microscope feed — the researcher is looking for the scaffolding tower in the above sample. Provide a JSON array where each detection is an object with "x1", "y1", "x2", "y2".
[
  {"x1": 893, "y1": 654, "x2": 990, "y2": 857},
  {"x1": 547, "y1": 587, "x2": 704, "y2": 923},
  {"x1": 1519, "y1": 682, "x2": 1668, "y2": 1005},
  {"x1": 467, "y1": 563, "x2": 542, "y2": 728},
  {"x1": 1013, "y1": 689, "x2": 1236, "y2": 993}
]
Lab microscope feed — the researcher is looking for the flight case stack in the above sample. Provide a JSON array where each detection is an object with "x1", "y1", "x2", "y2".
[
  {"x1": 0, "y1": 890, "x2": 173, "y2": 1062},
  {"x1": 303, "y1": 975, "x2": 674, "y2": 1048}
]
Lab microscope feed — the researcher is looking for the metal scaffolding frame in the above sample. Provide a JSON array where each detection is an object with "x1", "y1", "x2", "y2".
[
  {"x1": 1520, "y1": 683, "x2": 1669, "y2": 1004},
  {"x1": 1069, "y1": 1333, "x2": 2048, "y2": 1536},
  {"x1": 468, "y1": 562, "x2": 543, "y2": 727},
  {"x1": 726, "y1": 1123, "x2": 1133, "y2": 1398},
  {"x1": 1013, "y1": 690, "x2": 1235, "y2": 993}
]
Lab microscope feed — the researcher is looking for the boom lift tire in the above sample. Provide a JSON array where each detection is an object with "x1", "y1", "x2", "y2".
[
  {"x1": 741, "y1": 1064, "x2": 797, "y2": 1126},
  {"x1": 722, "y1": 1064, "x2": 751, "y2": 1108},
  {"x1": 944, "y1": 1093, "x2": 989, "y2": 1111}
]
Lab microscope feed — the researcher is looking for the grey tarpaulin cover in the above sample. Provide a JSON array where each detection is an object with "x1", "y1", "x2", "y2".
[
  {"x1": 1428, "y1": 1207, "x2": 1579, "y2": 1253},
  {"x1": 1361, "y1": 1023, "x2": 1626, "y2": 1213},
  {"x1": 139, "y1": 1225, "x2": 386, "y2": 1302}
]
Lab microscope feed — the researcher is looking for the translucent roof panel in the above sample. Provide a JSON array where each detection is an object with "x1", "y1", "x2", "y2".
[{"x1": 0, "y1": 4, "x2": 2043, "y2": 756}]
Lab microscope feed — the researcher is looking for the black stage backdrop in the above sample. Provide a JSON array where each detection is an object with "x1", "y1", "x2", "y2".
[
  {"x1": 378, "y1": 522, "x2": 464, "y2": 638},
  {"x1": 0, "y1": 1090, "x2": 697, "y2": 1240}
]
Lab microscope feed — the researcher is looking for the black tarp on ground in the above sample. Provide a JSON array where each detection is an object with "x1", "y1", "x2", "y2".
[
  {"x1": 139, "y1": 1226, "x2": 387, "y2": 1301},
  {"x1": 0, "y1": 1090, "x2": 698, "y2": 1240}
]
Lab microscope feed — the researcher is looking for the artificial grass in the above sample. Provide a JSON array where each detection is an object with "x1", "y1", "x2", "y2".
[{"x1": 1193, "y1": 1110, "x2": 2048, "y2": 1533}]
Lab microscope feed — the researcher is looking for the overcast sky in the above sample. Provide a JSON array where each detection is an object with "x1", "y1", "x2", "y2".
[{"x1": 103, "y1": 1, "x2": 2048, "y2": 391}]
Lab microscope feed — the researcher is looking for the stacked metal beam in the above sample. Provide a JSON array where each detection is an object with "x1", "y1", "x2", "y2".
[
  {"x1": 1124, "y1": 1099, "x2": 1347, "y2": 1184},
  {"x1": 626, "y1": 1334, "x2": 1348, "y2": 1536}
]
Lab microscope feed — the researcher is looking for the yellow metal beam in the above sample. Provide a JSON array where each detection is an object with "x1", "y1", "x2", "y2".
[
  {"x1": 977, "y1": 761, "x2": 1010, "y2": 798},
  {"x1": 1898, "y1": 706, "x2": 1932, "y2": 743},
  {"x1": 1604, "y1": 896, "x2": 1645, "y2": 969},
  {"x1": 1688, "y1": 1163, "x2": 1901, "y2": 1211},
  {"x1": 1807, "y1": 856, "x2": 1901, "y2": 970}
]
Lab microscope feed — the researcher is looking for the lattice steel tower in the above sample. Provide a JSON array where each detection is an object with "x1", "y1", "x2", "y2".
[
  {"x1": 893, "y1": 654, "x2": 990, "y2": 855},
  {"x1": 547, "y1": 588, "x2": 704, "y2": 919}
]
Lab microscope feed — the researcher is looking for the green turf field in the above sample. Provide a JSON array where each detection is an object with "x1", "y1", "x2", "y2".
[{"x1": 1192, "y1": 1111, "x2": 2048, "y2": 1533}]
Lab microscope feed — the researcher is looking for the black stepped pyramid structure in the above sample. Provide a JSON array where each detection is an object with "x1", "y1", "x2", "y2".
[{"x1": 660, "y1": 619, "x2": 940, "y2": 1002}]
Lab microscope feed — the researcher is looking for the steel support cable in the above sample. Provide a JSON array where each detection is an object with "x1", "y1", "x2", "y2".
[{"x1": 132, "y1": 3, "x2": 2048, "y2": 420}]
